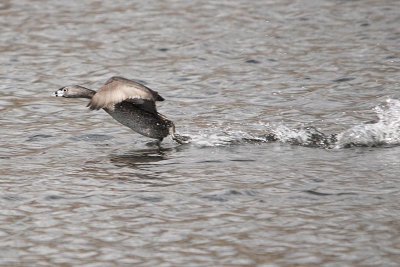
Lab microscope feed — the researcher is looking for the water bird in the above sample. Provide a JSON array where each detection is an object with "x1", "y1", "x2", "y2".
[{"x1": 54, "y1": 76, "x2": 190, "y2": 144}]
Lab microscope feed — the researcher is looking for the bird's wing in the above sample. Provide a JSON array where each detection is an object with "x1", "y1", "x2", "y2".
[{"x1": 87, "y1": 76, "x2": 164, "y2": 114}]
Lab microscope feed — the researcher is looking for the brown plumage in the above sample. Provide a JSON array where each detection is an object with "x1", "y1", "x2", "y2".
[
  {"x1": 87, "y1": 76, "x2": 164, "y2": 114},
  {"x1": 54, "y1": 76, "x2": 190, "y2": 144}
]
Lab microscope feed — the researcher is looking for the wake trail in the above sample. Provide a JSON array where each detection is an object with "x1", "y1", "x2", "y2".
[{"x1": 174, "y1": 99, "x2": 400, "y2": 149}]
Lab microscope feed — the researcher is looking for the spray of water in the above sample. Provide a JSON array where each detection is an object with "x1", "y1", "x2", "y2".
[
  {"x1": 335, "y1": 99, "x2": 400, "y2": 148},
  {"x1": 176, "y1": 99, "x2": 400, "y2": 149}
]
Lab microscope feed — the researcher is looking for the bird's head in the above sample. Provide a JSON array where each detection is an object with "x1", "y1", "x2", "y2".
[{"x1": 53, "y1": 85, "x2": 92, "y2": 98}]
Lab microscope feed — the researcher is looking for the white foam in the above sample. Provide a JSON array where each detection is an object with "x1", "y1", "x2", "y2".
[
  {"x1": 190, "y1": 131, "x2": 237, "y2": 147},
  {"x1": 180, "y1": 98, "x2": 400, "y2": 149},
  {"x1": 335, "y1": 98, "x2": 400, "y2": 148}
]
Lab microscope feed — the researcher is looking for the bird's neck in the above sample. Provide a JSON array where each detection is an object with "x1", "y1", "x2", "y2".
[{"x1": 73, "y1": 86, "x2": 96, "y2": 99}]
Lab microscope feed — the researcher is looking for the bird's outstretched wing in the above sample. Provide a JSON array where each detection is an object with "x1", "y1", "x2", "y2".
[{"x1": 87, "y1": 76, "x2": 164, "y2": 114}]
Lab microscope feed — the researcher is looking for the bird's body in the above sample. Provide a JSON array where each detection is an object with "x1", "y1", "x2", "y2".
[
  {"x1": 54, "y1": 76, "x2": 189, "y2": 144},
  {"x1": 105, "y1": 101, "x2": 173, "y2": 140}
]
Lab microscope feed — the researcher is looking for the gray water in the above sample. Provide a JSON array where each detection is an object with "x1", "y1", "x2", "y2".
[{"x1": 1, "y1": 0, "x2": 400, "y2": 266}]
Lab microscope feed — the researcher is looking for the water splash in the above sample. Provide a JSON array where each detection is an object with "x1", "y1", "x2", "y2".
[
  {"x1": 188, "y1": 130, "x2": 252, "y2": 147},
  {"x1": 335, "y1": 99, "x2": 400, "y2": 148},
  {"x1": 177, "y1": 99, "x2": 400, "y2": 149},
  {"x1": 178, "y1": 126, "x2": 331, "y2": 148},
  {"x1": 270, "y1": 125, "x2": 335, "y2": 148}
]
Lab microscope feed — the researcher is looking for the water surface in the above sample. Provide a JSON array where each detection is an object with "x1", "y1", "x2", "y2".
[{"x1": 1, "y1": 0, "x2": 400, "y2": 266}]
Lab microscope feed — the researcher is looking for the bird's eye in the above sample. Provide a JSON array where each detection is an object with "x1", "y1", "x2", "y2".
[{"x1": 63, "y1": 88, "x2": 67, "y2": 92}]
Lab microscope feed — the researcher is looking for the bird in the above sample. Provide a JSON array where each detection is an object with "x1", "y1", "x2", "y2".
[{"x1": 54, "y1": 76, "x2": 190, "y2": 144}]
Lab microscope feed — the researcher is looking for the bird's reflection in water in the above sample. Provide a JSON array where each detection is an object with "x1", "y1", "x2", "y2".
[
  {"x1": 109, "y1": 145, "x2": 179, "y2": 169},
  {"x1": 108, "y1": 146, "x2": 186, "y2": 186}
]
